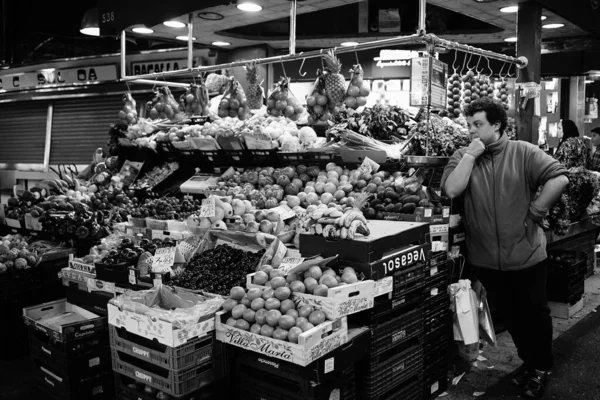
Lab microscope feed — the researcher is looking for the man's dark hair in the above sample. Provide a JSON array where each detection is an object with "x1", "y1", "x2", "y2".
[
  {"x1": 561, "y1": 119, "x2": 579, "y2": 140},
  {"x1": 463, "y1": 97, "x2": 508, "y2": 135}
]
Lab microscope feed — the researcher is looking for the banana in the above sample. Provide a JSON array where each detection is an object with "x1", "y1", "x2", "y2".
[
  {"x1": 347, "y1": 224, "x2": 356, "y2": 240},
  {"x1": 322, "y1": 224, "x2": 335, "y2": 238},
  {"x1": 311, "y1": 211, "x2": 324, "y2": 220},
  {"x1": 62, "y1": 175, "x2": 74, "y2": 188},
  {"x1": 329, "y1": 210, "x2": 343, "y2": 218},
  {"x1": 315, "y1": 224, "x2": 323, "y2": 235},
  {"x1": 338, "y1": 213, "x2": 348, "y2": 228},
  {"x1": 322, "y1": 208, "x2": 333, "y2": 217},
  {"x1": 340, "y1": 227, "x2": 348, "y2": 240}
]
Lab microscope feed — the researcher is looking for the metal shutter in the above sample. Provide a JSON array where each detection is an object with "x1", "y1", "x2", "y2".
[
  {"x1": 50, "y1": 95, "x2": 123, "y2": 164},
  {"x1": 0, "y1": 102, "x2": 48, "y2": 164}
]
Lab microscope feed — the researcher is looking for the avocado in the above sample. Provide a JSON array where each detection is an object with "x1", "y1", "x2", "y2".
[{"x1": 401, "y1": 203, "x2": 417, "y2": 214}]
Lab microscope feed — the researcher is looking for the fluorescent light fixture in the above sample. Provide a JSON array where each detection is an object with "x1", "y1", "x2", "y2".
[
  {"x1": 80, "y1": 8, "x2": 100, "y2": 36},
  {"x1": 212, "y1": 41, "x2": 231, "y2": 46},
  {"x1": 341, "y1": 41, "x2": 359, "y2": 46},
  {"x1": 176, "y1": 36, "x2": 196, "y2": 41},
  {"x1": 541, "y1": 15, "x2": 547, "y2": 20},
  {"x1": 504, "y1": 37, "x2": 517, "y2": 42},
  {"x1": 585, "y1": 80, "x2": 594, "y2": 84},
  {"x1": 164, "y1": 20, "x2": 186, "y2": 28},
  {"x1": 237, "y1": 2, "x2": 262, "y2": 12},
  {"x1": 543, "y1": 23, "x2": 565, "y2": 29},
  {"x1": 500, "y1": 6, "x2": 518, "y2": 13},
  {"x1": 132, "y1": 27, "x2": 153, "y2": 34},
  {"x1": 80, "y1": 27, "x2": 99, "y2": 36}
]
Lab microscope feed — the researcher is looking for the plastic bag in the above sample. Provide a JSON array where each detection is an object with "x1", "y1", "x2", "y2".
[
  {"x1": 118, "y1": 93, "x2": 138, "y2": 125},
  {"x1": 266, "y1": 77, "x2": 303, "y2": 121},
  {"x1": 478, "y1": 292, "x2": 496, "y2": 346},
  {"x1": 218, "y1": 78, "x2": 250, "y2": 120},
  {"x1": 450, "y1": 279, "x2": 480, "y2": 345},
  {"x1": 109, "y1": 285, "x2": 224, "y2": 329},
  {"x1": 343, "y1": 64, "x2": 369, "y2": 110},
  {"x1": 146, "y1": 87, "x2": 185, "y2": 122},
  {"x1": 305, "y1": 71, "x2": 330, "y2": 125},
  {"x1": 180, "y1": 82, "x2": 211, "y2": 116}
]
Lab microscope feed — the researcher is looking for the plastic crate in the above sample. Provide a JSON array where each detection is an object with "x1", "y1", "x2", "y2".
[
  {"x1": 368, "y1": 306, "x2": 424, "y2": 357},
  {"x1": 114, "y1": 373, "x2": 221, "y2": 400},
  {"x1": 247, "y1": 149, "x2": 279, "y2": 166},
  {"x1": 277, "y1": 151, "x2": 314, "y2": 165},
  {"x1": 377, "y1": 375, "x2": 422, "y2": 400},
  {"x1": 27, "y1": 324, "x2": 109, "y2": 359},
  {"x1": 358, "y1": 339, "x2": 423, "y2": 400},
  {"x1": 423, "y1": 333, "x2": 450, "y2": 370},
  {"x1": 235, "y1": 365, "x2": 355, "y2": 400},
  {"x1": 198, "y1": 149, "x2": 232, "y2": 166},
  {"x1": 547, "y1": 254, "x2": 587, "y2": 304},
  {"x1": 424, "y1": 297, "x2": 451, "y2": 339},
  {"x1": 109, "y1": 324, "x2": 213, "y2": 371},
  {"x1": 224, "y1": 149, "x2": 253, "y2": 164},
  {"x1": 111, "y1": 348, "x2": 214, "y2": 397},
  {"x1": 423, "y1": 364, "x2": 449, "y2": 400},
  {"x1": 425, "y1": 255, "x2": 449, "y2": 290}
]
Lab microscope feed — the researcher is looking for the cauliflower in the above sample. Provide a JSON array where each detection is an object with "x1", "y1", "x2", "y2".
[
  {"x1": 0, "y1": 244, "x2": 9, "y2": 255},
  {"x1": 5, "y1": 250, "x2": 17, "y2": 261},
  {"x1": 14, "y1": 258, "x2": 27, "y2": 270},
  {"x1": 0, "y1": 263, "x2": 6, "y2": 274},
  {"x1": 298, "y1": 127, "x2": 317, "y2": 145},
  {"x1": 281, "y1": 136, "x2": 301, "y2": 152},
  {"x1": 18, "y1": 250, "x2": 29, "y2": 259}
]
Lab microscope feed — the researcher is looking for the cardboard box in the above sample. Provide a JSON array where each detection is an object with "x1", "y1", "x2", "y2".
[
  {"x1": 215, "y1": 311, "x2": 348, "y2": 366},
  {"x1": 23, "y1": 299, "x2": 107, "y2": 343},
  {"x1": 107, "y1": 302, "x2": 214, "y2": 348},
  {"x1": 68, "y1": 255, "x2": 96, "y2": 276},
  {"x1": 299, "y1": 220, "x2": 429, "y2": 263}
]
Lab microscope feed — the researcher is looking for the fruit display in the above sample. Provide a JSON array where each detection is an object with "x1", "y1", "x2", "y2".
[
  {"x1": 495, "y1": 78, "x2": 510, "y2": 110},
  {"x1": 251, "y1": 260, "x2": 359, "y2": 297},
  {"x1": 169, "y1": 244, "x2": 265, "y2": 295},
  {"x1": 406, "y1": 113, "x2": 470, "y2": 157},
  {"x1": 130, "y1": 162, "x2": 179, "y2": 190},
  {"x1": 179, "y1": 82, "x2": 210, "y2": 116},
  {"x1": 244, "y1": 62, "x2": 264, "y2": 110},
  {"x1": 118, "y1": 93, "x2": 138, "y2": 125},
  {"x1": 40, "y1": 208, "x2": 110, "y2": 243},
  {"x1": 322, "y1": 50, "x2": 347, "y2": 114},
  {"x1": 297, "y1": 198, "x2": 370, "y2": 239},
  {"x1": 266, "y1": 77, "x2": 303, "y2": 120},
  {"x1": 330, "y1": 105, "x2": 411, "y2": 141},
  {"x1": 0, "y1": 234, "x2": 40, "y2": 272},
  {"x1": 221, "y1": 285, "x2": 329, "y2": 342},
  {"x1": 218, "y1": 78, "x2": 250, "y2": 120},
  {"x1": 129, "y1": 197, "x2": 200, "y2": 222},
  {"x1": 343, "y1": 63, "x2": 369, "y2": 110},
  {"x1": 447, "y1": 72, "x2": 462, "y2": 118},
  {"x1": 306, "y1": 71, "x2": 330, "y2": 125},
  {"x1": 147, "y1": 87, "x2": 185, "y2": 122},
  {"x1": 461, "y1": 70, "x2": 477, "y2": 109}
]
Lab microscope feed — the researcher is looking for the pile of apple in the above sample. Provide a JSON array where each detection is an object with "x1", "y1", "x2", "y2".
[
  {"x1": 251, "y1": 264, "x2": 359, "y2": 296},
  {"x1": 222, "y1": 284, "x2": 328, "y2": 343}
]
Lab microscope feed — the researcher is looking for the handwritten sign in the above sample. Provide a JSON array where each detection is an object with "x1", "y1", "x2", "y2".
[
  {"x1": 151, "y1": 247, "x2": 176, "y2": 273},
  {"x1": 360, "y1": 156, "x2": 381, "y2": 174},
  {"x1": 278, "y1": 257, "x2": 305, "y2": 274},
  {"x1": 199, "y1": 196, "x2": 216, "y2": 218}
]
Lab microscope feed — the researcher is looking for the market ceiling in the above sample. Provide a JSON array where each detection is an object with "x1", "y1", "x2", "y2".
[{"x1": 1, "y1": 0, "x2": 598, "y2": 67}]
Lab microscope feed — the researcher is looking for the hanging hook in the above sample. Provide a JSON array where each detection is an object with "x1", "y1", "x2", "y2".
[
  {"x1": 466, "y1": 53, "x2": 477, "y2": 71},
  {"x1": 452, "y1": 50, "x2": 459, "y2": 74},
  {"x1": 354, "y1": 46, "x2": 360, "y2": 65},
  {"x1": 460, "y1": 52, "x2": 469, "y2": 75},
  {"x1": 475, "y1": 56, "x2": 484, "y2": 75},
  {"x1": 320, "y1": 49, "x2": 325, "y2": 71},
  {"x1": 299, "y1": 58, "x2": 307, "y2": 77},
  {"x1": 281, "y1": 60, "x2": 287, "y2": 78},
  {"x1": 125, "y1": 80, "x2": 132, "y2": 93},
  {"x1": 486, "y1": 57, "x2": 493, "y2": 77},
  {"x1": 498, "y1": 62, "x2": 507, "y2": 79},
  {"x1": 151, "y1": 77, "x2": 159, "y2": 92}
]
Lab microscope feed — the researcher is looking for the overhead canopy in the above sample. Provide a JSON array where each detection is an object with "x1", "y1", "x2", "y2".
[
  {"x1": 536, "y1": 0, "x2": 600, "y2": 36},
  {"x1": 98, "y1": 0, "x2": 234, "y2": 36}
]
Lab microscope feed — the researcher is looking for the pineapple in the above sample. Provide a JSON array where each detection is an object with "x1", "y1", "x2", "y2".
[
  {"x1": 323, "y1": 50, "x2": 348, "y2": 109},
  {"x1": 245, "y1": 63, "x2": 263, "y2": 110}
]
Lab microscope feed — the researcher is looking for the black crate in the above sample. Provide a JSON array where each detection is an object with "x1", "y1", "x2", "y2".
[
  {"x1": 424, "y1": 297, "x2": 451, "y2": 340},
  {"x1": 359, "y1": 338, "x2": 423, "y2": 400},
  {"x1": 423, "y1": 333, "x2": 450, "y2": 370},
  {"x1": 0, "y1": 299, "x2": 31, "y2": 359},
  {"x1": 351, "y1": 285, "x2": 424, "y2": 327},
  {"x1": 68, "y1": 286, "x2": 113, "y2": 316},
  {"x1": 224, "y1": 149, "x2": 253, "y2": 164},
  {"x1": 423, "y1": 364, "x2": 449, "y2": 400},
  {"x1": 32, "y1": 355, "x2": 114, "y2": 400},
  {"x1": 114, "y1": 373, "x2": 223, "y2": 400},
  {"x1": 95, "y1": 261, "x2": 132, "y2": 285},
  {"x1": 367, "y1": 306, "x2": 424, "y2": 358},
  {"x1": 235, "y1": 365, "x2": 355, "y2": 400},
  {"x1": 198, "y1": 149, "x2": 233, "y2": 166},
  {"x1": 547, "y1": 253, "x2": 586, "y2": 305},
  {"x1": 28, "y1": 325, "x2": 110, "y2": 362},
  {"x1": 247, "y1": 149, "x2": 279, "y2": 166}
]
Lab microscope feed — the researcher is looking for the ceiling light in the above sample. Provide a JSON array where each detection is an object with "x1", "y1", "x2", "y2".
[
  {"x1": 504, "y1": 37, "x2": 517, "y2": 42},
  {"x1": 585, "y1": 80, "x2": 594, "y2": 84},
  {"x1": 132, "y1": 27, "x2": 153, "y2": 34},
  {"x1": 212, "y1": 41, "x2": 231, "y2": 46},
  {"x1": 500, "y1": 6, "x2": 518, "y2": 13},
  {"x1": 341, "y1": 41, "x2": 359, "y2": 46},
  {"x1": 198, "y1": 12, "x2": 225, "y2": 20},
  {"x1": 80, "y1": 8, "x2": 100, "y2": 36},
  {"x1": 541, "y1": 15, "x2": 547, "y2": 20},
  {"x1": 164, "y1": 20, "x2": 186, "y2": 28},
  {"x1": 543, "y1": 23, "x2": 565, "y2": 29},
  {"x1": 176, "y1": 36, "x2": 196, "y2": 41},
  {"x1": 237, "y1": 2, "x2": 262, "y2": 12}
]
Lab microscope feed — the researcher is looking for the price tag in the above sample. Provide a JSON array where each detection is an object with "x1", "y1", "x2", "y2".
[
  {"x1": 271, "y1": 204, "x2": 296, "y2": 221},
  {"x1": 151, "y1": 247, "x2": 176, "y2": 273},
  {"x1": 430, "y1": 287, "x2": 439, "y2": 296},
  {"x1": 278, "y1": 258, "x2": 305, "y2": 274},
  {"x1": 199, "y1": 196, "x2": 216, "y2": 218},
  {"x1": 151, "y1": 230, "x2": 184, "y2": 241},
  {"x1": 374, "y1": 276, "x2": 394, "y2": 297},
  {"x1": 361, "y1": 156, "x2": 380, "y2": 173},
  {"x1": 424, "y1": 208, "x2": 433, "y2": 218},
  {"x1": 430, "y1": 266, "x2": 438, "y2": 277},
  {"x1": 430, "y1": 224, "x2": 449, "y2": 234},
  {"x1": 89, "y1": 357, "x2": 100, "y2": 368},
  {"x1": 432, "y1": 241, "x2": 447, "y2": 252},
  {"x1": 324, "y1": 357, "x2": 335, "y2": 374},
  {"x1": 128, "y1": 269, "x2": 137, "y2": 285}
]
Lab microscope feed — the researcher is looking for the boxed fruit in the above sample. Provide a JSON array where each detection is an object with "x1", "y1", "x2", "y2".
[
  {"x1": 300, "y1": 220, "x2": 429, "y2": 263},
  {"x1": 215, "y1": 310, "x2": 348, "y2": 366},
  {"x1": 108, "y1": 285, "x2": 223, "y2": 347},
  {"x1": 23, "y1": 298, "x2": 107, "y2": 343}
]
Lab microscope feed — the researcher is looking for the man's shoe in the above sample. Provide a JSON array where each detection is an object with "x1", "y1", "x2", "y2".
[
  {"x1": 523, "y1": 369, "x2": 550, "y2": 399},
  {"x1": 510, "y1": 363, "x2": 533, "y2": 387}
]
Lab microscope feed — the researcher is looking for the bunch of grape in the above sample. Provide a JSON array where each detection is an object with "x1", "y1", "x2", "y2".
[
  {"x1": 461, "y1": 70, "x2": 477, "y2": 109},
  {"x1": 447, "y1": 73, "x2": 462, "y2": 118},
  {"x1": 495, "y1": 79, "x2": 510, "y2": 110}
]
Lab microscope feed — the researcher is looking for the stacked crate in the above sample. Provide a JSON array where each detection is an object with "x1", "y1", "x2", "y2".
[
  {"x1": 231, "y1": 327, "x2": 370, "y2": 400},
  {"x1": 422, "y1": 251, "x2": 452, "y2": 399},
  {"x1": 23, "y1": 296, "x2": 113, "y2": 399},
  {"x1": 110, "y1": 321, "x2": 228, "y2": 399},
  {"x1": 547, "y1": 250, "x2": 587, "y2": 305}
]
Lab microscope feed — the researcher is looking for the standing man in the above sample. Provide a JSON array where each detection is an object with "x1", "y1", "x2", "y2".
[
  {"x1": 587, "y1": 127, "x2": 600, "y2": 172},
  {"x1": 442, "y1": 98, "x2": 569, "y2": 399}
]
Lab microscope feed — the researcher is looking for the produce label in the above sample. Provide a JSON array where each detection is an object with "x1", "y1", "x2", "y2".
[
  {"x1": 199, "y1": 196, "x2": 216, "y2": 218},
  {"x1": 278, "y1": 257, "x2": 305, "y2": 274},
  {"x1": 68, "y1": 256, "x2": 96, "y2": 275},
  {"x1": 360, "y1": 157, "x2": 380, "y2": 174},
  {"x1": 324, "y1": 357, "x2": 335, "y2": 374},
  {"x1": 374, "y1": 277, "x2": 393, "y2": 297},
  {"x1": 151, "y1": 230, "x2": 185, "y2": 241},
  {"x1": 151, "y1": 247, "x2": 176, "y2": 273}
]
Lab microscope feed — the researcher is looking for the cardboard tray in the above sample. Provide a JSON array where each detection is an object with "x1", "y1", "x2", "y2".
[
  {"x1": 215, "y1": 311, "x2": 348, "y2": 366},
  {"x1": 23, "y1": 298, "x2": 107, "y2": 343},
  {"x1": 107, "y1": 302, "x2": 215, "y2": 348},
  {"x1": 299, "y1": 220, "x2": 429, "y2": 264}
]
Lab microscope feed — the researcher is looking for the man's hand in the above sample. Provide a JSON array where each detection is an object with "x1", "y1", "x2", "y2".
[
  {"x1": 529, "y1": 202, "x2": 551, "y2": 230},
  {"x1": 465, "y1": 138, "x2": 485, "y2": 159}
]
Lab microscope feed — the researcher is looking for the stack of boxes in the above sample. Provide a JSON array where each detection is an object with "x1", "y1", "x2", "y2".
[{"x1": 547, "y1": 250, "x2": 587, "y2": 306}]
